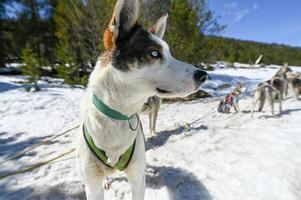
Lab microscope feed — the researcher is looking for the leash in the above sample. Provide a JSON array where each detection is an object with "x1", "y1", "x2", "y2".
[
  {"x1": 190, "y1": 107, "x2": 217, "y2": 125},
  {"x1": 252, "y1": 82, "x2": 280, "y2": 93},
  {"x1": 0, "y1": 125, "x2": 79, "y2": 166},
  {"x1": 252, "y1": 76, "x2": 289, "y2": 94},
  {"x1": 272, "y1": 76, "x2": 289, "y2": 84},
  {"x1": 0, "y1": 149, "x2": 75, "y2": 180}
]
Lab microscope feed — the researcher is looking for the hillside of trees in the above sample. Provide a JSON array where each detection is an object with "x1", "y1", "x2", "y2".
[
  {"x1": 204, "y1": 36, "x2": 301, "y2": 66},
  {"x1": 1, "y1": 0, "x2": 301, "y2": 87}
]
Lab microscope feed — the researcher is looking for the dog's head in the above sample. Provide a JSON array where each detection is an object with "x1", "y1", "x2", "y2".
[
  {"x1": 236, "y1": 83, "x2": 246, "y2": 94},
  {"x1": 101, "y1": 0, "x2": 207, "y2": 98},
  {"x1": 276, "y1": 65, "x2": 292, "y2": 77}
]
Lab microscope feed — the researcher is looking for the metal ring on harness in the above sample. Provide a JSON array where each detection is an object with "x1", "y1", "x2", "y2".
[{"x1": 128, "y1": 114, "x2": 140, "y2": 131}]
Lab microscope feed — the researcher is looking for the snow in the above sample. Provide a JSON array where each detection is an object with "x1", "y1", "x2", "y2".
[
  {"x1": 1, "y1": 65, "x2": 301, "y2": 200},
  {"x1": 5, "y1": 63, "x2": 26, "y2": 68}
]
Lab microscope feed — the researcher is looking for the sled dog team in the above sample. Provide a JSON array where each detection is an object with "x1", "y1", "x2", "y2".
[{"x1": 218, "y1": 65, "x2": 301, "y2": 117}]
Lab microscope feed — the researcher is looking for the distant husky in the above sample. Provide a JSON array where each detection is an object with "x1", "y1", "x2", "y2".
[
  {"x1": 142, "y1": 96, "x2": 161, "y2": 134},
  {"x1": 77, "y1": 0, "x2": 208, "y2": 199},
  {"x1": 289, "y1": 73, "x2": 301, "y2": 99},
  {"x1": 286, "y1": 72, "x2": 301, "y2": 99},
  {"x1": 283, "y1": 64, "x2": 293, "y2": 96},
  {"x1": 251, "y1": 66, "x2": 291, "y2": 117},
  {"x1": 218, "y1": 83, "x2": 246, "y2": 113}
]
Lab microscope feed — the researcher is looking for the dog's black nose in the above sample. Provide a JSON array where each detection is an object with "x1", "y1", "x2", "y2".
[{"x1": 193, "y1": 70, "x2": 208, "y2": 85}]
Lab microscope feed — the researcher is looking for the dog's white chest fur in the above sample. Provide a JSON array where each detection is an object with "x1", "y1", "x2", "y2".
[{"x1": 82, "y1": 90, "x2": 140, "y2": 165}]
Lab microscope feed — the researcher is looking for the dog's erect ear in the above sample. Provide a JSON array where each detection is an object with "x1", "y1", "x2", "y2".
[
  {"x1": 113, "y1": 0, "x2": 140, "y2": 37},
  {"x1": 104, "y1": 0, "x2": 140, "y2": 51},
  {"x1": 150, "y1": 14, "x2": 168, "y2": 39}
]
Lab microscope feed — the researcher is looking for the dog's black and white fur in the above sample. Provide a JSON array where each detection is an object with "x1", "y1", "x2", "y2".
[{"x1": 77, "y1": 0, "x2": 208, "y2": 199}]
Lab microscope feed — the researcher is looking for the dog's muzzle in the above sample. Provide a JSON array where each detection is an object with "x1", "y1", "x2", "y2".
[{"x1": 193, "y1": 70, "x2": 208, "y2": 87}]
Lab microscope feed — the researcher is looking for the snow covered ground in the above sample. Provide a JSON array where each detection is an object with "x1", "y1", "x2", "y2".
[{"x1": 1, "y1": 66, "x2": 301, "y2": 200}]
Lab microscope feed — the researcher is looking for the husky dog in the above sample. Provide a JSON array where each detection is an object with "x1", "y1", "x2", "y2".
[
  {"x1": 142, "y1": 96, "x2": 161, "y2": 134},
  {"x1": 77, "y1": 0, "x2": 208, "y2": 200},
  {"x1": 217, "y1": 83, "x2": 246, "y2": 113},
  {"x1": 251, "y1": 66, "x2": 291, "y2": 117},
  {"x1": 274, "y1": 65, "x2": 291, "y2": 99},
  {"x1": 282, "y1": 64, "x2": 293, "y2": 96},
  {"x1": 290, "y1": 73, "x2": 301, "y2": 99},
  {"x1": 286, "y1": 72, "x2": 301, "y2": 99}
]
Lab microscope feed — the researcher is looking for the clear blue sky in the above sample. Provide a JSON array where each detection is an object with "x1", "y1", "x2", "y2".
[{"x1": 208, "y1": 0, "x2": 301, "y2": 47}]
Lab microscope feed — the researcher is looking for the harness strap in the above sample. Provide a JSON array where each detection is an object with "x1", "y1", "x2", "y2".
[
  {"x1": 83, "y1": 125, "x2": 136, "y2": 171},
  {"x1": 225, "y1": 94, "x2": 233, "y2": 105}
]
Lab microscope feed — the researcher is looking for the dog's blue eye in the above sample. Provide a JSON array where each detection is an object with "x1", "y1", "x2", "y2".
[{"x1": 150, "y1": 50, "x2": 160, "y2": 58}]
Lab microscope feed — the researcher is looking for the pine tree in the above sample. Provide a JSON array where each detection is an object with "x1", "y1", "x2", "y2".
[
  {"x1": 141, "y1": 0, "x2": 170, "y2": 23},
  {"x1": 165, "y1": 0, "x2": 204, "y2": 65},
  {"x1": 1, "y1": 0, "x2": 57, "y2": 66},
  {"x1": 54, "y1": 0, "x2": 115, "y2": 85},
  {"x1": 162, "y1": 0, "x2": 224, "y2": 66},
  {"x1": 21, "y1": 43, "x2": 43, "y2": 91},
  {"x1": 56, "y1": 38, "x2": 83, "y2": 85},
  {"x1": 0, "y1": 0, "x2": 7, "y2": 67}
]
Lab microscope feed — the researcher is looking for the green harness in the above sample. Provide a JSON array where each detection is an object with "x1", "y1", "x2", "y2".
[{"x1": 83, "y1": 94, "x2": 136, "y2": 171}]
